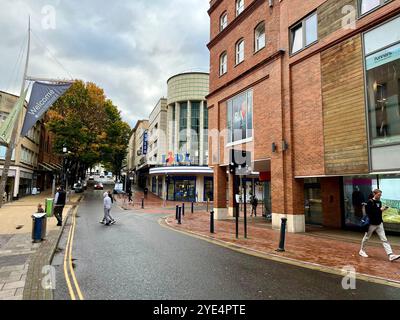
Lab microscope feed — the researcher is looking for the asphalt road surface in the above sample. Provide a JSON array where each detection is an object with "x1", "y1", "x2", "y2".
[{"x1": 52, "y1": 189, "x2": 400, "y2": 300}]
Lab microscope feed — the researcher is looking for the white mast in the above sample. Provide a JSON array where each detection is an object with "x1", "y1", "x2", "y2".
[{"x1": 0, "y1": 17, "x2": 31, "y2": 208}]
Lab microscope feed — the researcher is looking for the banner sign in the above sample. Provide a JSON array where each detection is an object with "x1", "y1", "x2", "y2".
[
  {"x1": 142, "y1": 130, "x2": 148, "y2": 155},
  {"x1": 21, "y1": 82, "x2": 72, "y2": 137},
  {"x1": 0, "y1": 87, "x2": 28, "y2": 146}
]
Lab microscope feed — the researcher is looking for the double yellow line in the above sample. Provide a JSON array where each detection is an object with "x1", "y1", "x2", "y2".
[{"x1": 63, "y1": 207, "x2": 84, "y2": 300}]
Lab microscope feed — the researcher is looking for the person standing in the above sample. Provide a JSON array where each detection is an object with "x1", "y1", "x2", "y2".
[
  {"x1": 250, "y1": 195, "x2": 258, "y2": 217},
  {"x1": 54, "y1": 186, "x2": 66, "y2": 227},
  {"x1": 128, "y1": 189, "x2": 133, "y2": 203},
  {"x1": 359, "y1": 189, "x2": 400, "y2": 262}
]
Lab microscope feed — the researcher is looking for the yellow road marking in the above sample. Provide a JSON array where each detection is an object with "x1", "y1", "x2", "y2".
[
  {"x1": 69, "y1": 208, "x2": 84, "y2": 300},
  {"x1": 63, "y1": 212, "x2": 76, "y2": 300}
]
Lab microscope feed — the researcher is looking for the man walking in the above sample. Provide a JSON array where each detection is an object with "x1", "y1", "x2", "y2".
[
  {"x1": 101, "y1": 191, "x2": 116, "y2": 226},
  {"x1": 54, "y1": 186, "x2": 66, "y2": 227},
  {"x1": 359, "y1": 189, "x2": 400, "y2": 262}
]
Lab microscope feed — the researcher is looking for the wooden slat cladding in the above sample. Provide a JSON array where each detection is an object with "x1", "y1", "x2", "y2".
[
  {"x1": 318, "y1": 0, "x2": 357, "y2": 40},
  {"x1": 321, "y1": 34, "x2": 369, "y2": 175}
]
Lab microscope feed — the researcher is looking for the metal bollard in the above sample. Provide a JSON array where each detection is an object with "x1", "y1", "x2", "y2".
[
  {"x1": 191, "y1": 202, "x2": 194, "y2": 214},
  {"x1": 176, "y1": 205, "x2": 179, "y2": 220},
  {"x1": 276, "y1": 218, "x2": 288, "y2": 252},
  {"x1": 178, "y1": 207, "x2": 182, "y2": 225},
  {"x1": 141, "y1": 198, "x2": 144, "y2": 209},
  {"x1": 210, "y1": 211, "x2": 215, "y2": 234},
  {"x1": 182, "y1": 203, "x2": 185, "y2": 217}
]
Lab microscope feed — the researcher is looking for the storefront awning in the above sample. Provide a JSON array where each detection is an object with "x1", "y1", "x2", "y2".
[{"x1": 150, "y1": 166, "x2": 213, "y2": 175}]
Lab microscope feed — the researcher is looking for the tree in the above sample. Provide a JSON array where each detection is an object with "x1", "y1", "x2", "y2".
[{"x1": 46, "y1": 80, "x2": 131, "y2": 186}]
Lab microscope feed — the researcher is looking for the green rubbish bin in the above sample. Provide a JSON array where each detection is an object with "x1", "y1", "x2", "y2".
[{"x1": 45, "y1": 198, "x2": 54, "y2": 217}]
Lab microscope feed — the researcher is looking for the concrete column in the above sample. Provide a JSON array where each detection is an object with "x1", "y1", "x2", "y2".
[
  {"x1": 199, "y1": 101, "x2": 205, "y2": 165},
  {"x1": 213, "y1": 165, "x2": 228, "y2": 219},
  {"x1": 162, "y1": 175, "x2": 167, "y2": 200},
  {"x1": 228, "y1": 172, "x2": 236, "y2": 217}
]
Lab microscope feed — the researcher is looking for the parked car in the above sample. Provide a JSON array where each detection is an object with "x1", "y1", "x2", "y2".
[
  {"x1": 94, "y1": 183, "x2": 104, "y2": 190},
  {"x1": 100, "y1": 175, "x2": 105, "y2": 179},
  {"x1": 89, "y1": 175, "x2": 94, "y2": 180},
  {"x1": 74, "y1": 183, "x2": 84, "y2": 193}
]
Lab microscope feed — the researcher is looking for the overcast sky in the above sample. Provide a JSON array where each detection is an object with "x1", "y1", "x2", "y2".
[{"x1": 0, "y1": 0, "x2": 210, "y2": 127}]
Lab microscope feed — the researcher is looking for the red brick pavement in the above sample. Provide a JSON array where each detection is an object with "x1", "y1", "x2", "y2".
[{"x1": 162, "y1": 212, "x2": 400, "y2": 285}]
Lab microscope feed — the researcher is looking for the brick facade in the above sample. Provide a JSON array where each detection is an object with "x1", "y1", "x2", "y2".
[{"x1": 208, "y1": 0, "x2": 400, "y2": 232}]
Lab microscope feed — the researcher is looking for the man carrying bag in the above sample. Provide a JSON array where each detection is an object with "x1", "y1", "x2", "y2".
[
  {"x1": 359, "y1": 189, "x2": 400, "y2": 262},
  {"x1": 54, "y1": 186, "x2": 66, "y2": 227}
]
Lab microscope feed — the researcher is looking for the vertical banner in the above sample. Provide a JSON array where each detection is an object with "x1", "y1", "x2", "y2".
[
  {"x1": 0, "y1": 88, "x2": 29, "y2": 146},
  {"x1": 143, "y1": 130, "x2": 148, "y2": 155},
  {"x1": 21, "y1": 81, "x2": 72, "y2": 137}
]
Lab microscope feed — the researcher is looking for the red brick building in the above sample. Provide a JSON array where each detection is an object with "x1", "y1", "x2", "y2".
[{"x1": 207, "y1": 0, "x2": 400, "y2": 233}]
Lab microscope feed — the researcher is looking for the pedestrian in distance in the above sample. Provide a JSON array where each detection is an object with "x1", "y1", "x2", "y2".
[
  {"x1": 128, "y1": 189, "x2": 133, "y2": 203},
  {"x1": 100, "y1": 191, "x2": 116, "y2": 226},
  {"x1": 54, "y1": 186, "x2": 67, "y2": 227},
  {"x1": 250, "y1": 195, "x2": 258, "y2": 217},
  {"x1": 359, "y1": 189, "x2": 400, "y2": 262}
]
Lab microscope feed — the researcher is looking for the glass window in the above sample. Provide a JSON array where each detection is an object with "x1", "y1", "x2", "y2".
[
  {"x1": 179, "y1": 102, "x2": 188, "y2": 152},
  {"x1": 220, "y1": 52, "x2": 227, "y2": 75},
  {"x1": 236, "y1": 39, "x2": 244, "y2": 64},
  {"x1": 191, "y1": 102, "x2": 200, "y2": 165},
  {"x1": 220, "y1": 12, "x2": 228, "y2": 31},
  {"x1": 227, "y1": 90, "x2": 253, "y2": 143},
  {"x1": 364, "y1": 16, "x2": 400, "y2": 55},
  {"x1": 290, "y1": 12, "x2": 318, "y2": 54},
  {"x1": 343, "y1": 175, "x2": 400, "y2": 233},
  {"x1": 365, "y1": 24, "x2": 400, "y2": 147},
  {"x1": 236, "y1": 0, "x2": 244, "y2": 16},
  {"x1": 305, "y1": 13, "x2": 318, "y2": 46},
  {"x1": 360, "y1": 0, "x2": 391, "y2": 16},
  {"x1": 291, "y1": 24, "x2": 303, "y2": 54},
  {"x1": 255, "y1": 22, "x2": 266, "y2": 52}
]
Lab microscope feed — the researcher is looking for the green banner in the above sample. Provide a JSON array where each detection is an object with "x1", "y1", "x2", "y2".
[{"x1": 0, "y1": 88, "x2": 28, "y2": 147}]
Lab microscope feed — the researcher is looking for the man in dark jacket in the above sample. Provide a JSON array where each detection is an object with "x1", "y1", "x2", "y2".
[
  {"x1": 54, "y1": 186, "x2": 66, "y2": 226},
  {"x1": 360, "y1": 189, "x2": 400, "y2": 262}
]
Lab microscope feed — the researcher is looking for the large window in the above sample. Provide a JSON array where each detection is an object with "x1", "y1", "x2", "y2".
[
  {"x1": 235, "y1": 39, "x2": 245, "y2": 65},
  {"x1": 290, "y1": 12, "x2": 318, "y2": 54},
  {"x1": 220, "y1": 52, "x2": 227, "y2": 76},
  {"x1": 236, "y1": 0, "x2": 244, "y2": 16},
  {"x1": 343, "y1": 175, "x2": 400, "y2": 233},
  {"x1": 227, "y1": 90, "x2": 253, "y2": 143},
  {"x1": 179, "y1": 102, "x2": 188, "y2": 152},
  {"x1": 359, "y1": 0, "x2": 391, "y2": 16},
  {"x1": 364, "y1": 16, "x2": 400, "y2": 146},
  {"x1": 254, "y1": 22, "x2": 266, "y2": 52},
  {"x1": 203, "y1": 102, "x2": 208, "y2": 164},
  {"x1": 191, "y1": 102, "x2": 200, "y2": 165},
  {"x1": 220, "y1": 12, "x2": 228, "y2": 31}
]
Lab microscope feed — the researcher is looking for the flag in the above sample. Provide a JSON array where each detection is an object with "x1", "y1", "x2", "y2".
[
  {"x1": 21, "y1": 82, "x2": 72, "y2": 137},
  {"x1": 0, "y1": 88, "x2": 29, "y2": 147}
]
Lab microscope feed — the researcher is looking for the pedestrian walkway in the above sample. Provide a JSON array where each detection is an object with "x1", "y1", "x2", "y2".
[
  {"x1": 162, "y1": 211, "x2": 400, "y2": 286},
  {"x1": 115, "y1": 188, "x2": 213, "y2": 211},
  {"x1": 0, "y1": 191, "x2": 80, "y2": 300}
]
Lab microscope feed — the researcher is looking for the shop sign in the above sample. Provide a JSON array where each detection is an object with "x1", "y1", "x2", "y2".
[
  {"x1": 366, "y1": 43, "x2": 400, "y2": 70},
  {"x1": 161, "y1": 152, "x2": 191, "y2": 165},
  {"x1": 142, "y1": 130, "x2": 148, "y2": 155}
]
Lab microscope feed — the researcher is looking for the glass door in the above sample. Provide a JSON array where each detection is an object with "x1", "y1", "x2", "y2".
[{"x1": 304, "y1": 178, "x2": 323, "y2": 225}]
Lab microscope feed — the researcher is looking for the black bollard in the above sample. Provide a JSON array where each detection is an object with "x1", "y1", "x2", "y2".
[
  {"x1": 141, "y1": 198, "x2": 144, "y2": 209},
  {"x1": 210, "y1": 211, "x2": 215, "y2": 234},
  {"x1": 178, "y1": 207, "x2": 182, "y2": 225},
  {"x1": 276, "y1": 218, "x2": 288, "y2": 252},
  {"x1": 182, "y1": 203, "x2": 185, "y2": 217},
  {"x1": 176, "y1": 205, "x2": 179, "y2": 220},
  {"x1": 191, "y1": 202, "x2": 194, "y2": 214}
]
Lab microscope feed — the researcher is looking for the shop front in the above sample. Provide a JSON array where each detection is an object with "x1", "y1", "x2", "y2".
[
  {"x1": 343, "y1": 174, "x2": 400, "y2": 233},
  {"x1": 149, "y1": 166, "x2": 213, "y2": 202}
]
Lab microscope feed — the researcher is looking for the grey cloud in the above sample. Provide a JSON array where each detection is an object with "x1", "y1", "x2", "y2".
[{"x1": 0, "y1": 0, "x2": 210, "y2": 127}]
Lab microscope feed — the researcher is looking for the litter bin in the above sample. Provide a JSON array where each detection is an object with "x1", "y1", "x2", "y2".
[
  {"x1": 31, "y1": 213, "x2": 47, "y2": 243},
  {"x1": 45, "y1": 198, "x2": 54, "y2": 217}
]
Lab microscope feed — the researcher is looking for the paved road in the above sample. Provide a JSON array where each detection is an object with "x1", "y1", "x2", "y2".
[{"x1": 52, "y1": 189, "x2": 400, "y2": 300}]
